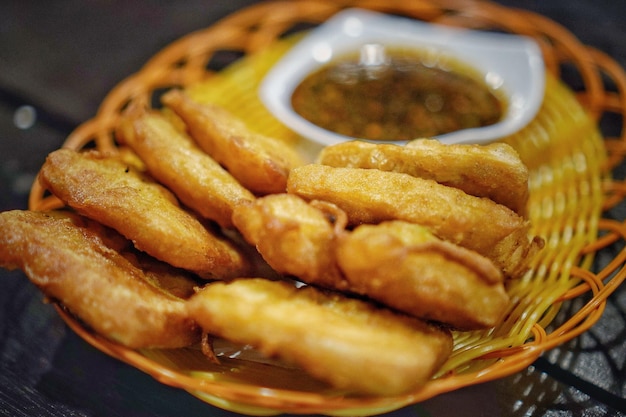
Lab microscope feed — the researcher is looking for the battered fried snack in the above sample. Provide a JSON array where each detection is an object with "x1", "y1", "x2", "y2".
[
  {"x1": 39, "y1": 148, "x2": 250, "y2": 279},
  {"x1": 287, "y1": 164, "x2": 542, "y2": 277},
  {"x1": 187, "y1": 278, "x2": 453, "y2": 396},
  {"x1": 116, "y1": 107, "x2": 255, "y2": 228},
  {"x1": 162, "y1": 89, "x2": 305, "y2": 194},
  {"x1": 318, "y1": 138, "x2": 529, "y2": 215},
  {"x1": 336, "y1": 221, "x2": 509, "y2": 330},
  {"x1": 0, "y1": 210, "x2": 200, "y2": 349},
  {"x1": 232, "y1": 194, "x2": 347, "y2": 288},
  {"x1": 122, "y1": 250, "x2": 201, "y2": 300}
]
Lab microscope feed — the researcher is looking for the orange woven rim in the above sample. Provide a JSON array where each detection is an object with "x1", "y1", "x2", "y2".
[{"x1": 28, "y1": 0, "x2": 626, "y2": 415}]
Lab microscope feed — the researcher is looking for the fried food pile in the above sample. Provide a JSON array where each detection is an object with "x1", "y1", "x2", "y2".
[{"x1": 0, "y1": 89, "x2": 543, "y2": 396}]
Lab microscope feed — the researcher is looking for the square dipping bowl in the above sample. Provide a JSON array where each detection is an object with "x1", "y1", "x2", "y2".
[{"x1": 259, "y1": 8, "x2": 545, "y2": 147}]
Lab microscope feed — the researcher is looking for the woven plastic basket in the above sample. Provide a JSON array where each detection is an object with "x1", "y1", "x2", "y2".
[{"x1": 28, "y1": 0, "x2": 626, "y2": 415}]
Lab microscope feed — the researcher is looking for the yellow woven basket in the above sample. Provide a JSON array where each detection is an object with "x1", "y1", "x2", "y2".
[{"x1": 28, "y1": 0, "x2": 626, "y2": 415}]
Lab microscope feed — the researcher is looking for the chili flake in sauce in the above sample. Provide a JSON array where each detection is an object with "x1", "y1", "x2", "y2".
[{"x1": 291, "y1": 45, "x2": 504, "y2": 141}]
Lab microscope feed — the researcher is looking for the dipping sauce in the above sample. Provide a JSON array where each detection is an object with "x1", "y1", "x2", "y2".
[{"x1": 291, "y1": 45, "x2": 504, "y2": 141}]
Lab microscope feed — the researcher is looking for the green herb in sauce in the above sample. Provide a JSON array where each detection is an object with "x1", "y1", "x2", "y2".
[{"x1": 291, "y1": 45, "x2": 504, "y2": 141}]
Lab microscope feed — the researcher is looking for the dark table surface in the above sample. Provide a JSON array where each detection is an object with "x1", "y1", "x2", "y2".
[{"x1": 1, "y1": 1, "x2": 625, "y2": 416}]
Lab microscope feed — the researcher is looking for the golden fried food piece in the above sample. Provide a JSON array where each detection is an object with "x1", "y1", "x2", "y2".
[
  {"x1": 116, "y1": 108, "x2": 255, "y2": 228},
  {"x1": 122, "y1": 251, "x2": 201, "y2": 300},
  {"x1": 0, "y1": 210, "x2": 200, "y2": 349},
  {"x1": 233, "y1": 195, "x2": 508, "y2": 328},
  {"x1": 337, "y1": 221, "x2": 509, "y2": 330},
  {"x1": 162, "y1": 89, "x2": 305, "y2": 194},
  {"x1": 232, "y1": 194, "x2": 347, "y2": 288},
  {"x1": 287, "y1": 164, "x2": 542, "y2": 277},
  {"x1": 39, "y1": 148, "x2": 250, "y2": 279},
  {"x1": 318, "y1": 138, "x2": 529, "y2": 215},
  {"x1": 187, "y1": 278, "x2": 453, "y2": 396}
]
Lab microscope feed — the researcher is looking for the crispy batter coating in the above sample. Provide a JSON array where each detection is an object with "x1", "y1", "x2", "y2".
[
  {"x1": 232, "y1": 194, "x2": 347, "y2": 288},
  {"x1": 336, "y1": 221, "x2": 509, "y2": 330},
  {"x1": 122, "y1": 251, "x2": 201, "y2": 300},
  {"x1": 287, "y1": 164, "x2": 541, "y2": 277},
  {"x1": 0, "y1": 210, "x2": 200, "y2": 349},
  {"x1": 318, "y1": 138, "x2": 529, "y2": 215},
  {"x1": 187, "y1": 278, "x2": 453, "y2": 396},
  {"x1": 162, "y1": 89, "x2": 305, "y2": 194},
  {"x1": 232, "y1": 195, "x2": 507, "y2": 328},
  {"x1": 39, "y1": 148, "x2": 250, "y2": 279},
  {"x1": 116, "y1": 108, "x2": 255, "y2": 228}
]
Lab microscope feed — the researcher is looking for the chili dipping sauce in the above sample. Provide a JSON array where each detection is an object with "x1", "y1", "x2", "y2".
[{"x1": 291, "y1": 45, "x2": 505, "y2": 141}]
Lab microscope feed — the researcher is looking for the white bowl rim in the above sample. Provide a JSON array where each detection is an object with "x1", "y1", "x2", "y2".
[{"x1": 259, "y1": 8, "x2": 546, "y2": 146}]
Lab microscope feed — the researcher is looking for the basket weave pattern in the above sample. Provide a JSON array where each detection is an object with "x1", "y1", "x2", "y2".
[{"x1": 29, "y1": 1, "x2": 626, "y2": 415}]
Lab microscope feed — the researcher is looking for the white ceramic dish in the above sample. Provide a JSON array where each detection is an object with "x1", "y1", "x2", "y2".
[{"x1": 259, "y1": 8, "x2": 545, "y2": 146}]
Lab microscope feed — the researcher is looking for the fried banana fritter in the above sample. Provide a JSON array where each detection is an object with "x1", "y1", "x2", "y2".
[
  {"x1": 287, "y1": 164, "x2": 541, "y2": 277},
  {"x1": 187, "y1": 278, "x2": 453, "y2": 396},
  {"x1": 0, "y1": 210, "x2": 200, "y2": 349},
  {"x1": 122, "y1": 250, "x2": 201, "y2": 300},
  {"x1": 232, "y1": 194, "x2": 346, "y2": 288},
  {"x1": 336, "y1": 221, "x2": 509, "y2": 330},
  {"x1": 317, "y1": 138, "x2": 529, "y2": 215},
  {"x1": 161, "y1": 89, "x2": 304, "y2": 194},
  {"x1": 116, "y1": 108, "x2": 255, "y2": 228},
  {"x1": 39, "y1": 148, "x2": 250, "y2": 279},
  {"x1": 232, "y1": 195, "x2": 507, "y2": 329}
]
